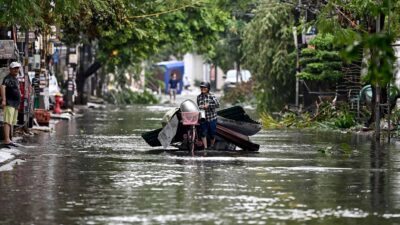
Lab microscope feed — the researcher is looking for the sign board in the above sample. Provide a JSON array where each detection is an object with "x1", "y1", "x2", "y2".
[
  {"x1": 17, "y1": 31, "x2": 36, "y2": 42},
  {"x1": 32, "y1": 77, "x2": 40, "y2": 95},
  {"x1": 49, "y1": 26, "x2": 58, "y2": 41},
  {"x1": 0, "y1": 40, "x2": 15, "y2": 59},
  {"x1": 69, "y1": 54, "x2": 77, "y2": 64},
  {"x1": 69, "y1": 47, "x2": 76, "y2": 54},
  {"x1": 28, "y1": 71, "x2": 35, "y2": 83},
  {"x1": 67, "y1": 80, "x2": 74, "y2": 91},
  {"x1": 33, "y1": 54, "x2": 41, "y2": 69}
]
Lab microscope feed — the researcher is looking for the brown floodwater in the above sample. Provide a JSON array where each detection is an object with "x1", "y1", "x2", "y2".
[{"x1": 0, "y1": 104, "x2": 400, "y2": 225}]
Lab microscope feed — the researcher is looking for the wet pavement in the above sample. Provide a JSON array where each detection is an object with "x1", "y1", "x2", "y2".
[{"x1": 1, "y1": 103, "x2": 400, "y2": 225}]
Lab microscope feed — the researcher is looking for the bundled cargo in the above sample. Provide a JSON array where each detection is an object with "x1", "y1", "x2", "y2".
[{"x1": 142, "y1": 99, "x2": 261, "y2": 152}]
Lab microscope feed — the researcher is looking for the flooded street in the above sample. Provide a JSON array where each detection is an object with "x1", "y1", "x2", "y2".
[{"x1": 1, "y1": 104, "x2": 400, "y2": 225}]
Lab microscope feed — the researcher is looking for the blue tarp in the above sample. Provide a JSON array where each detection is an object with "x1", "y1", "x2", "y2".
[{"x1": 156, "y1": 61, "x2": 184, "y2": 94}]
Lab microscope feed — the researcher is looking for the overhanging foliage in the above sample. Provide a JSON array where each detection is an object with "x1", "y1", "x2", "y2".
[
  {"x1": 297, "y1": 34, "x2": 344, "y2": 81},
  {"x1": 242, "y1": 0, "x2": 296, "y2": 112}
]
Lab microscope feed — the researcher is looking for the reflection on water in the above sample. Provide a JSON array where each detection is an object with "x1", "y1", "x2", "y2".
[{"x1": 1, "y1": 105, "x2": 400, "y2": 224}]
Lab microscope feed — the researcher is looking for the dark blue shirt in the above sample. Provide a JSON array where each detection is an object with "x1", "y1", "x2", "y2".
[
  {"x1": 2, "y1": 74, "x2": 21, "y2": 108},
  {"x1": 169, "y1": 79, "x2": 179, "y2": 89}
]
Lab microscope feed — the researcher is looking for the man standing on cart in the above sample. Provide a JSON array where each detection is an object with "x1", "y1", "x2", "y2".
[{"x1": 197, "y1": 81, "x2": 219, "y2": 150}]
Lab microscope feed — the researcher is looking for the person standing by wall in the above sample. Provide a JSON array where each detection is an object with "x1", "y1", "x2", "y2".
[
  {"x1": 183, "y1": 76, "x2": 191, "y2": 90},
  {"x1": 197, "y1": 81, "x2": 220, "y2": 149},
  {"x1": 168, "y1": 72, "x2": 179, "y2": 103},
  {"x1": 1, "y1": 62, "x2": 21, "y2": 147}
]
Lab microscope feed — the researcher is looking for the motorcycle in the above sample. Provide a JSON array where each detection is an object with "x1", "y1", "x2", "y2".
[
  {"x1": 179, "y1": 99, "x2": 205, "y2": 154},
  {"x1": 142, "y1": 100, "x2": 261, "y2": 153}
]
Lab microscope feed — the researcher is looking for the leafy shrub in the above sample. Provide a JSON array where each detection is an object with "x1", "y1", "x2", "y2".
[
  {"x1": 299, "y1": 34, "x2": 343, "y2": 82},
  {"x1": 222, "y1": 81, "x2": 254, "y2": 104},
  {"x1": 260, "y1": 101, "x2": 358, "y2": 130},
  {"x1": 317, "y1": 51, "x2": 340, "y2": 61},
  {"x1": 299, "y1": 57, "x2": 319, "y2": 65},
  {"x1": 260, "y1": 111, "x2": 313, "y2": 129},
  {"x1": 301, "y1": 48, "x2": 317, "y2": 56},
  {"x1": 304, "y1": 62, "x2": 325, "y2": 73},
  {"x1": 333, "y1": 112, "x2": 356, "y2": 128},
  {"x1": 308, "y1": 34, "x2": 334, "y2": 50}
]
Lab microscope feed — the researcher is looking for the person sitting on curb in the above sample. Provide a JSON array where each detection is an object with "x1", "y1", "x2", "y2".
[
  {"x1": 197, "y1": 81, "x2": 220, "y2": 150},
  {"x1": 1, "y1": 62, "x2": 21, "y2": 148}
]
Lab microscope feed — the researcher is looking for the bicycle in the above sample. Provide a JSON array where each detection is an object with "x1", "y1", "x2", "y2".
[{"x1": 181, "y1": 111, "x2": 199, "y2": 155}]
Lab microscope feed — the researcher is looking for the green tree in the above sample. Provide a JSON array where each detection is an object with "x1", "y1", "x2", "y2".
[
  {"x1": 1, "y1": 0, "x2": 232, "y2": 102},
  {"x1": 212, "y1": 0, "x2": 256, "y2": 72},
  {"x1": 62, "y1": 0, "x2": 229, "y2": 92},
  {"x1": 297, "y1": 34, "x2": 343, "y2": 87},
  {"x1": 242, "y1": 0, "x2": 296, "y2": 112},
  {"x1": 0, "y1": 0, "x2": 80, "y2": 29},
  {"x1": 316, "y1": 0, "x2": 399, "y2": 138},
  {"x1": 317, "y1": 0, "x2": 397, "y2": 87}
]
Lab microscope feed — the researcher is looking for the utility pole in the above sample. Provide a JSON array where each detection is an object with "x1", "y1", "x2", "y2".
[
  {"x1": 294, "y1": 0, "x2": 302, "y2": 107},
  {"x1": 24, "y1": 29, "x2": 31, "y2": 129},
  {"x1": 293, "y1": 27, "x2": 299, "y2": 107},
  {"x1": 374, "y1": 15, "x2": 382, "y2": 142},
  {"x1": 387, "y1": 0, "x2": 392, "y2": 143}
]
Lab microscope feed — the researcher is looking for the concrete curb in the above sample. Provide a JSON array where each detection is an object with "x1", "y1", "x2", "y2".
[{"x1": 0, "y1": 147, "x2": 26, "y2": 171}]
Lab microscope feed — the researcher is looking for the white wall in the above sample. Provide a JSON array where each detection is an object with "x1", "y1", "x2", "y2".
[
  {"x1": 183, "y1": 53, "x2": 225, "y2": 90},
  {"x1": 216, "y1": 67, "x2": 224, "y2": 90},
  {"x1": 183, "y1": 53, "x2": 203, "y2": 85},
  {"x1": 395, "y1": 40, "x2": 400, "y2": 89}
]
